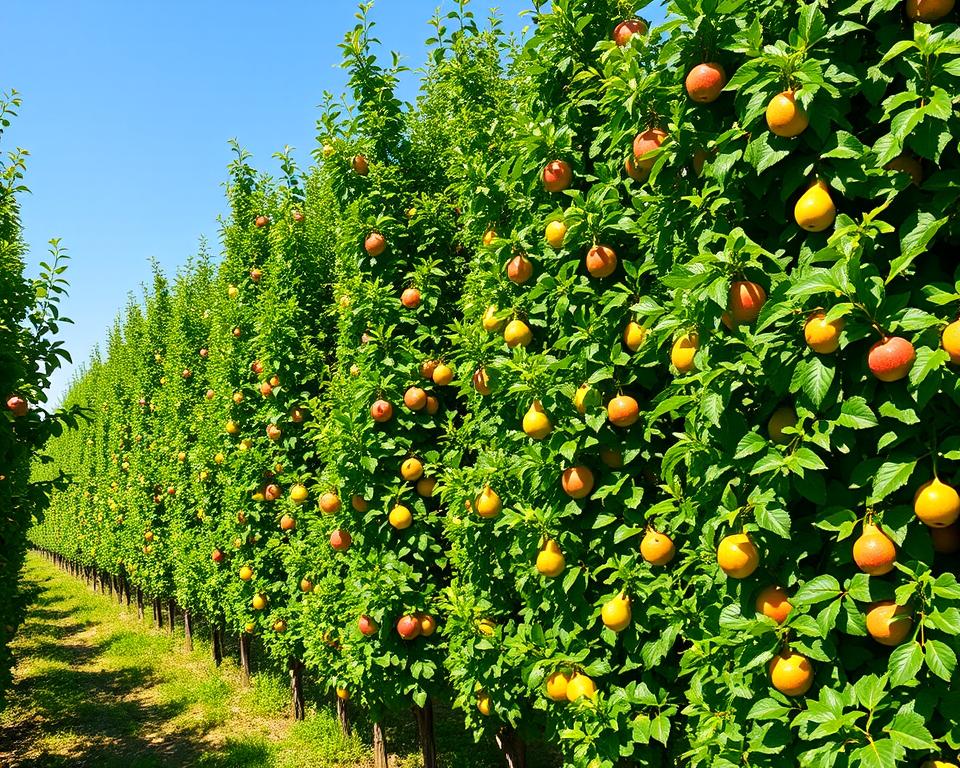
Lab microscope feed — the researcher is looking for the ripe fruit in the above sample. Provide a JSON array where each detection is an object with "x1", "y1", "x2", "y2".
[
  {"x1": 397, "y1": 614, "x2": 421, "y2": 640},
  {"x1": 226, "y1": 420, "x2": 240, "y2": 436},
  {"x1": 565, "y1": 672, "x2": 597, "y2": 702},
  {"x1": 475, "y1": 487, "x2": 502, "y2": 518},
  {"x1": 536, "y1": 539, "x2": 566, "y2": 577},
  {"x1": 794, "y1": 179, "x2": 836, "y2": 232},
  {"x1": 755, "y1": 585, "x2": 793, "y2": 624},
  {"x1": 624, "y1": 155, "x2": 650, "y2": 182},
  {"x1": 266, "y1": 424, "x2": 282, "y2": 441},
  {"x1": 404, "y1": 387, "x2": 427, "y2": 411},
  {"x1": 906, "y1": 0, "x2": 955, "y2": 21},
  {"x1": 768, "y1": 407, "x2": 798, "y2": 445},
  {"x1": 585, "y1": 244, "x2": 617, "y2": 278},
  {"x1": 562, "y1": 465, "x2": 594, "y2": 499},
  {"x1": 389, "y1": 504, "x2": 413, "y2": 530},
  {"x1": 250, "y1": 268, "x2": 263, "y2": 283},
  {"x1": 336, "y1": 687, "x2": 349, "y2": 701},
  {"x1": 573, "y1": 383, "x2": 590, "y2": 415},
  {"x1": 477, "y1": 618, "x2": 496, "y2": 636},
  {"x1": 482, "y1": 306, "x2": 506, "y2": 332},
  {"x1": 545, "y1": 220, "x2": 567, "y2": 248},
  {"x1": 265, "y1": 484, "x2": 282, "y2": 501},
  {"x1": 255, "y1": 215, "x2": 269, "y2": 228},
  {"x1": 885, "y1": 154, "x2": 923, "y2": 185},
  {"x1": 244, "y1": 622, "x2": 255, "y2": 634},
  {"x1": 523, "y1": 400, "x2": 552, "y2": 439},
  {"x1": 866, "y1": 601, "x2": 913, "y2": 646},
  {"x1": 671, "y1": 333, "x2": 699, "y2": 373},
  {"x1": 401, "y1": 458, "x2": 424, "y2": 481},
  {"x1": 868, "y1": 336, "x2": 915, "y2": 382},
  {"x1": 365, "y1": 232, "x2": 387, "y2": 257},
  {"x1": 545, "y1": 671, "x2": 570, "y2": 701},
  {"x1": 685, "y1": 62, "x2": 726, "y2": 103},
  {"x1": 482, "y1": 228, "x2": 497, "y2": 246},
  {"x1": 358, "y1": 615, "x2": 378, "y2": 636},
  {"x1": 352, "y1": 154, "x2": 368, "y2": 175},
  {"x1": 370, "y1": 399, "x2": 393, "y2": 422},
  {"x1": 260, "y1": 382, "x2": 273, "y2": 397},
  {"x1": 623, "y1": 321, "x2": 647, "y2": 351},
  {"x1": 292, "y1": 210, "x2": 305, "y2": 222},
  {"x1": 416, "y1": 477, "x2": 436, "y2": 497},
  {"x1": 940, "y1": 319, "x2": 960, "y2": 364},
  {"x1": 633, "y1": 128, "x2": 667, "y2": 171},
  {"x1": 432, "y1": 362, "x2": 454, "y2": 386},
  {"x1": 330, "y1": 529, "x2": 351, "y2": 551},
  {"x1": 144, "y1": 531, "x2": 155, "y2": 542},
  {"x1": 920, "y1": 761, "x2": 959, "y2": 768},
  {"x1": 601, "y1": 592, "x2": 632, "y2": 632},
  {"x1": 914, "y1": 478, "x2": 960, "y2": 527},
  {"x1": 717, "y1": 533, "x2": 759, "y2": 579},
  {"x1": 420, "y1": 359, "x2": 439, "y2": 380},
  {"x1": 804, "y1": 311, "x2": 845, "y2": 354},
  {"x1": 613, "y1": 18, "x2": 647, "y2": 45},
  {"x1": 640, "y1": 531, "x2": 675, "y2": 566},
  {"x1": 472, "y1": 368, "x2": 491, "y2": 395},
  {"x1": 401, "y1": 287, "x2": 421, "y2": 308},
  {"x1": 477, "y1": 691, "x2": 492, "y2": 716},
  {"x1": 239, "y1": 565, "x2": 253, "y2": 581},
  {"x1": 351, "y1": 495, "x2": 368, "y2": 513},
  {"x1": 425, "y1": 396, "x2": 439, "y2": 415},
  {"x1": 252, "y1": 593, "x2": 268, "y2": 611},
  {"x1": 607, "y1": 395, "x2": 640, "y2": 428},
  {"x1": 766, "y1": 91, "x2": 809, "y2": 137},
  {"x1": 769, "y1": 652, "x2": 814, "y2": 696},
  {"x1": 931, "y1": 523, "x2": 960, "y2": 554},
  {"x1": 211, "y1": 548, "x2": 224, "y2": 563},
  {"x1": 504, "y1": 319, "x2": 533, "y2": 348},
  {"x1": 542, "y1": 160, "x2": 572, "y2": 193},
  {"x1": 729, "y1": 280, "x2": 766, "y2": 324},
  {"x1": 280, "y1": 514, "x2": 296, "y2": 531},
  {"x1": 290, "y1": 484, "x2": 309, "y2": 505},
  {"x1": 418, "y1": 614, "x2": 437, "y2": 637},
  {"x1": 853, "y1": 523, "x2": 896, "y2": 575},
  {"x1": 506, "y1": 253, "x2": 533, "y2": 284}
]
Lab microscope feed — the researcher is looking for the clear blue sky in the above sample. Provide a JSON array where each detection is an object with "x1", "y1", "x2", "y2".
[{"x1": 5, "y1": 1, "x2": 662, "y2": 404}]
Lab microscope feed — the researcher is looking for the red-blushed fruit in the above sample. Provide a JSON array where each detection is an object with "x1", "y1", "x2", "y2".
[
  {"x1": 300, "y1": 578, "x2": 313, "y2": 593},
  {"x1": 352, "y1": 154, "x2": 369, "y2": 175},
  {"x1": 292, "y1": 210, "x2": 305, "y2": 222},
  {"x1": 542, "y1": 160, "x2": 572, "y2": 193},
  {"x1": 370, "y1": 399, "x2": 393, "y2": 423},
  {"x1": 633, "y1": 128, "x2": 667, "y2": 171},
  {"x1": 251, "y1": 360, "x2": 264, "y2": 375},
  {"x1": 755, "y1": 585, "x2": 792, "y2": 623},
  {"x1": 250, "y1": 267, "x2": 263, "y2": 283},
  {"x1": 868, "y1": 336, "x2": 916, "y2": 382},
  {"x1": 507, "y1": 254, "x2": 533, "y2": 284},
  {"x1": 211, "y1": 548, "x2": 224, "y2": 563},
  {"x1": 425, "y1": 396, "x2": 439, "y2": 415},
  {"x1": 404, "y1": 386, "x2": 427, "y2": 411},
  {"x1": 364, "y1": 232, "x2": 387, "y2": 257},
  {"x1": 260, "y1": 381, "x2": 273, "y2": 397},
  {"x1": 865, "y1": 601, "x2": 913, "y2": 646},
  {"x1": 350, "y1": 495, "x2": 368, "y2": 512},
  {"x1": 5, "y1": 396, "x2": 28, "y2": 417},
  {"x1": 729, "y1": 281, "x2": 766, "y2": 324},
  {"x1": 906, "y1": 0, "x2": 955, "y2": 21},
  {"x1": 358, "y1": 615, "x2": 378, "y2": 636},
  {"x1": 608, "y1": 395, "x2": 640, "y2": 427},
  {"x1": 613, "y1": 18, "x2": 647, "y2": 45},
  {"x1": 264, "y1": 484, "x2": 282, "y2": 502},
  {"x1": 853, "y1": 523, "x2": 896, "y2": 575},
  {"x1": 280, "y1": 514, "x2": 296, "y2": 531},
  {"x1": 319, "y1": 492, "x2": 342, "y2": 515},
  {"x1": 266, "y1": 424, "x2": 282, "y2": 441},
  {"x1": 586, "y1": 245, "x2": 617, "y2": 278},
  {"x1": 685, "y1": 62, "x2": 726, "y2": 103},
  {"x1": 562, "y1": 465, "x2": 595, "y2": 499},
  {"x1": 255, "y1": 215, "x2": 269, "y2": 228},
  {"x1": 401, "y1": 287, "x2": 421, "y2": 308},
  {"x1": 420, "y1": 359, "x2": 439, "y2": 380},
  {"x1": 396, "y1": 614, "x2": 422, "y2": 640},
  {"x1": 330, "y1": 529, "x2": 351, "y2": 551},
  {"x1": 624, "y1": 155, "x2": 650, "y2": 182}
]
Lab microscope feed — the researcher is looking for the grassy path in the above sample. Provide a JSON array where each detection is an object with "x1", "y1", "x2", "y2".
[{"x1": 0, "y1": 554, "x2": 378, "y2": 768}]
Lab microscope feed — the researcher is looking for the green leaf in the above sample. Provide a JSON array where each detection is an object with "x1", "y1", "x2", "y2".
[
  {"x1": 794, "y1": 575, "x2": 842, "y2": 605},
  {"x1": 869, "y1": 459, "x2": 916, "y2": 504},
  {"x1": 885, "y1": 711, "x2": 936, "y2": 750},
  {"x1": 888, "y1": 642, "x2": 923, "y2": 688},
  {"x1": 836, "y1": 397, "x2": 877, "y2": 429},
  {"x1": 925, "y1": 639, "x2": 957, "y2": 681}
]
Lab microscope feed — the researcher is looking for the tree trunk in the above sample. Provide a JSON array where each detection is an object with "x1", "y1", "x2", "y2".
[
  {"x1": 413, "y1": 698, "x2": 437, "y2": 768},
  {"x1": 154, "y1": 598, "x2": 164, "y2": 629},
  {"x1": 124, "y1": 577, "x2": 131, "y2": 606},
  {"x1": 212, "y1": 624, "x2": 223, "y2": 667},
  {"x1": 183, "y1": 610, "x2": 193, "y2": 652},
  {"x1": 496, "y1": 726, "x2": 526, "y2": 768},
  {"x1": 92, "y1": 568, "x2": 99, "y2": 593},
  {"x1": 107, "y1": 574, "x2": 114, "y2": 600},
  {"x1": 372, "y1": 722, "x2": 388, "y2": 768},
  {"x1": 136, "y1": 587, "x2": 144, "y2": 620},
  {"x1": 289, "y1": 656, "x2": 305, "y2": 721},
  {"x1": 337, "y1": 696, "x2": 351, "y2": 737},
  {"x1": 167, "y1": 599, "x2": 176, "y2": 632},
  {"x1": 239, "y1": 633, "x2": 252, "y2": 686}
]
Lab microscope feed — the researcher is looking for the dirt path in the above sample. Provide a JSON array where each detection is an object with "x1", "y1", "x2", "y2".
[{"x1": 0, "y1": 554, "x2": 365, "y2": 768}]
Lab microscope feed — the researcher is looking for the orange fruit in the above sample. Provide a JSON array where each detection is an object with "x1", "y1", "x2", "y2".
[
  {"x1": 755, "y1": 585, "x2": 792, "y2": 624},
  {"x1": 717, "y1": 533, "x2": 759, "y2": 579},
  {"x1": 561, "y1": 465, "x2": 594, "y2": 499},
  {"x1": 769, "y1": 652, "x2": 814, "y2": 696},
  {"x1": 804, "y1": 311, "x2": 844, "y2": 354},
  {"x1": 914, "y1": 478, "x2": 960, "y2": 527},
  {"x1": 765, "y1": 91, "x2": 808, "y2": 137},
  {"x1": 865, "y1": 600, "x2": 913, "y2": 646},
  {"x1": 640, "y1": 530, "x2": 675, "y2": 566},
  {"x1": 607, "y1": 395, "x2": 640, "y2": 427},
  {"x1": 853, "y1": 523, "x2": 896, "y2": 575}
]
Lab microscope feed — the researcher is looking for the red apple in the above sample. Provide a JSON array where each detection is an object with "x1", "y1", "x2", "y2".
[
  {"x1": 5, "y1": 396, "x2": 28, "y2": 418},
  {"x1": 396, "y1": 614, "x2": 422, "y2": 640},
  {"x1": 542, "y1": 160, "x2": 572, "y2": 193},
  {"x1": 868, "y1": 336, "x2": 915, "y2": 382},
  {"x1": 358, "y1": 615, "x2": 378, "y2": 636},
  {"x1": 401, "y1": 287, "x2": 421, "y2": 308},
  {"x1": 613, "y1": 18, "x2": 647, "y2": 46},
  {"x1": 685, "y1": 62, "x2": 727, "y2": 103},
  {"x1": 330, "y1": 529, "x2": 352, "y2": 551},
  {"x1": 364, "y1": 232, "x2": 387, "y2": 257},
  {"x1": 370, "y1": 399, "x2": 393, "y2": 423},
  {"x1": 211, "y1": 548, "x2": 224, "y2": 563}
]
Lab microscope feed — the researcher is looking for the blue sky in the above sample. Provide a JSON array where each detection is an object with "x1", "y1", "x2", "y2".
[{"x1": 5, "y1": 1, "x2": 662, "y2": 404}]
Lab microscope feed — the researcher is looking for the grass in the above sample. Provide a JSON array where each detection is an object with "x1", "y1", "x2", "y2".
[{"x1": 0, "y1": 553, "x2": 547, "y2": 767}]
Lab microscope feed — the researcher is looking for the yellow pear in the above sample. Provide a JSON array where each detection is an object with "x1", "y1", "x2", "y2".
[
  {"x1": 536, "y1": 539, "x2": 566, "y2": 577},
  {"x1": 601, "y1": 592, "x2": 632, "y2": 632},
  {"x1": 475, "y1": 486, "x2": 502, "y2": 518},
  {"x1": 794, "y1": 180, "x2": 836, "y2": 232},
  {"x1": 523, "y1": 400, "x2": 552, "y2": 439}
]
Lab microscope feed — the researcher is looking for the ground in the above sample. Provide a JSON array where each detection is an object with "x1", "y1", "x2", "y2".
[{"x1": 0, "y1": 554, "x2": 512, "y2": 768}]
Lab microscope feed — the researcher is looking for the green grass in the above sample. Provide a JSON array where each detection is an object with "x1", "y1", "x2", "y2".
[{"x1": 0, "y1": 554, "x2": 547, "y2": 767}]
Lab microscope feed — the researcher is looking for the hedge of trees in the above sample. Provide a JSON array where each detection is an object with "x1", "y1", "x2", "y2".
[
  {"x1": 0, "y1": 90, "x2": 73, "y2": 707},
  {"x1": 31, "y1": 0, "x2": 960, "y2": 766}
]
